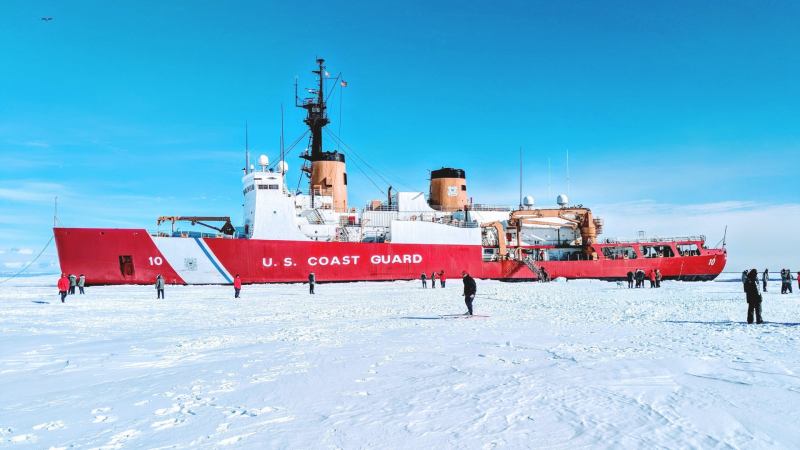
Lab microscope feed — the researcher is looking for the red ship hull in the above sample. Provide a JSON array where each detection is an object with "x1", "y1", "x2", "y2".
[{"x1": 54, "y1": 228, "x2": 726, "y2": 285}]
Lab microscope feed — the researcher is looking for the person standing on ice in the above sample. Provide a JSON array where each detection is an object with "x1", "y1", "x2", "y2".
[
  {"x1": 68, "y1": 273, "x2": 77, "y2": 295},
  {"x1": 742, "y1": 270, "x2": 748, "y2": 292},
  {"x1": 430, "y1": 271, "x2": 437, "y2": 289},
  {"x1": 308, "y1": 272, "x2": 316, "y2": 294},
  {"x1": 420, "y1": 272, "x2": 427, "y2": 288},
  {"x1": 626, "y1": 271, "x2": 634, "y2": 289},
  {"x1": 648, "y1": 270, "x2": 656, "y2": 288},
  {"x1": 762, "y1": 268, "x2": 769, "y2": 292},
  {"x1": 57, "y1": 274, "x2": 69, "y2": 303},
  {"x1": 233, "y1": 274, "x2": 242, "y2": 298},
  {"x1": 780, "y1": 269, "x2": 788, "y2": 294},
  {"x1": 744, "y1": 269, "x2": 763, "y2": 324},
  {"x1": 462, "y1": 271, "x2": 477, "y2": 315},
  {"x1": 77, "y1": 274, "x2": 86, "y2": 294},
  {"x1": 439, "y1": 270, "x2": 446, "y2": 288},
  {"x1": 155, "y1": 274, "x2": 165, "y2": 299},
  {"x1": 655, "y1": 269, "x2": 662, "y2": 288}
]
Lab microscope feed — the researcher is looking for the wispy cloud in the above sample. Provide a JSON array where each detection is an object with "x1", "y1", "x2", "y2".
[{"x1": 0, "y1": 181, "x2": 68, "y2": 203}]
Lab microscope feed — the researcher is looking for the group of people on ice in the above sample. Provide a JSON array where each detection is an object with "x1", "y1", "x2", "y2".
[
  {"x1": 742, "y1": 268, "x2": 799, "y2": 324},
  {"x1": 419, "y1": 270, "x2": 447, "y2": 288},
  {"x1": 56, "y1": 273, "x2": 86, "y2": 302},
  {"x1": 625, "y1": 269, "x2": 662, "y2": 288}
]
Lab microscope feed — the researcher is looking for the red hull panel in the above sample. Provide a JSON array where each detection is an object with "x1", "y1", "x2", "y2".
[{"x1": 54, "y1": 228, "x2": 726, "y2": 285}]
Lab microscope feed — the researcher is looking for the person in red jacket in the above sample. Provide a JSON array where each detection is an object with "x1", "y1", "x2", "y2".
[
  {"x1": 648, "y1": 270, "x2": 657, "y2": 288},
  {"x1": 233, "y1": 274, "x2": 242, "y2": 298},
  {"x1": 439, "y1": 270, "x2": 446, "y2": 288},
  {"x1": 57, "y1": 274, "x2": 69, "y2": 303}
]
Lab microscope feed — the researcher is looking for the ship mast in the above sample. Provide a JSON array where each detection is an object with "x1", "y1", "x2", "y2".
[{"x1": 296, "y1": 58, "x2": 348, "y2": 212}]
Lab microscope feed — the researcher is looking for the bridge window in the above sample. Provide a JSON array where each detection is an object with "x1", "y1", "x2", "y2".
[
  {"x1": 640, "y1": 245, "x2": 675, "y2": 258},
  {"x1": 601, "y1": 246, "x2": 637, "y2": 260},
  {"x1": 677, "y1": 243, "x2": 701, "y2": 256}
]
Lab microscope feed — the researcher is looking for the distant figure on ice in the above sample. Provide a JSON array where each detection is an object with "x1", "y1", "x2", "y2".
[
  {"x1": 57, "y1": 273, "x2": 69, "y2": 303},
  {"x1": 744, "y1": 269, "x2": 763, "y2": 324},
  {"x1": 788, "y1": 270, "x2": 794, "y2": 293},
  {"x1": 439, "y1": 270, "x2": 446, "y2": 288},
  {"x1": 762, "y1": 268, "x2": 769, "y2": 292},
  {"x1": 648, "y1": 270, "x2": 656, "y2": 288},
  {"x1": 462, "y1": 270, "x2": 477, "y2": 316},
  {"x1": 155, "y1": 274, "x2": 165, "y2": 299},
  {"x1": 308, "y1": 272, "x2": 316, "y2": 294},
  {"x1": 626, "y1": 271, "x2": 634, "y2": 289},
  {"x1": 742, "y1": 270, "x2": 748, "y2": 291},
  {"x1": 430, "y1": 271, "x2": 437, "y2": 289},
  {"x1": 420, "y1": 272, "x2": 427, "y2": 288},
  {"x1": 540, "y1": 267, "x2": 549, "y2": 283},
  {"x1": 68, "y1": 273, "x2": 77, "y2": 295},
  {"x1": 655, "y1": 269, "x2": 662, "y2": 288},
  {"x1": 635, "y1": 269, "x2": 645, "y2": 288},
  {"x1": 780, "y1": 269, "x2": 788, "y2": 294},
  {"x1": 77, "y1": 274, "x2": 86, "y2": 294},
  {"x1": 233, "y1": 274, "x2": 242, "y2": 298}
]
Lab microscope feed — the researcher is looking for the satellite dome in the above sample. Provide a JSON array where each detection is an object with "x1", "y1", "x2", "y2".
[
  {"x1": 557, "y1": 193, "x2": 569, "y2": 207},
  {"x1": 278, "y1": 160, "x2": 289, "y2": 173},
  {"x1": 258, "y1": 154, "x2": 269, "y2": 168},
  {"x1": 522, "y1": 196, "x2": 535, "y2": 207}
]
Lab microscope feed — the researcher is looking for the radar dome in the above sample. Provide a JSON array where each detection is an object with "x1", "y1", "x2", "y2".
[
  {"x1": 522, "y1": 196, "x2": 535, "y2": 207},
  {"x1": 278, "y1": 160, "x2": 289, "y2": 173},
  {"x1": 258, "y1": 154, "x2": 269, "y2": 167},
  {"x1": 557, "y1": 193, "x2": 569, "y2": 207}
]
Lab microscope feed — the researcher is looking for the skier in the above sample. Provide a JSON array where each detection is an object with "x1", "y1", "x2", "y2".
[
  {"x1": 68, "y1": 273, "x2": 77, "y2": 295},
  {"x1": 762, "y1": 268, "x2": 768, "y2": 292},
  {"x1": 57, "y1": 273, "x2": 69, "y2": 303},
  {"x1": 626, "y1": 271, "x2": 634, "y2": 289},
  {"x1": 648, "y1": 270, "x2": 656, "y2": 288},
  {"x1": 308, "y1": 272, "x2": 316, "y2": 294},
  {"x1": 744, "y1": 269, "x2": 763, "y2": 324},
  {"x1": 655, "y1": 269, "x2": 662, "y2": 288},
  {"x1": 420, "y1": 272, "x2": 427, "y2": 288},
  {"x1": 77, "y1": 274, "x2": 86, "y2": 294},
  {"x1": 233, "y1": 274, "x2": 242, "y2": 298},
  {"x1": 155, "y1": 274, "x2": 165, "y2": 299},
  {"x1": 439, "y1": 270, "x2": 446, "y2": 288},
  {"x1": 430, "y1": 271, "x2": 437, "y2": 289},
  {"x1": 462, "y1": 270, "x2": 477, "y2": 316}
]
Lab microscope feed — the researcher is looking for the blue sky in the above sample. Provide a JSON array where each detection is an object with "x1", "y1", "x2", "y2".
[{"x1": 1, "y1": 0, "x2": 798, "y2": 273}]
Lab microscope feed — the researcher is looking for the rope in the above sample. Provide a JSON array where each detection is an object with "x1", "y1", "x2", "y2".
[{"x1": 0, "y1": 235, "x2": 55, "y2": 284}]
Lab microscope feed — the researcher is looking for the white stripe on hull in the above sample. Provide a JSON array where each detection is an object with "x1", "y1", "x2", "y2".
[{"x1": 150, "y1": 236, "x2": 232, "y2": 284}]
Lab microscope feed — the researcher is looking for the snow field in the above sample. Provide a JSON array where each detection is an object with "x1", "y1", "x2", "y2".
[{"x1": 1, "y1": 277, "x2": 799, "y2": 448}]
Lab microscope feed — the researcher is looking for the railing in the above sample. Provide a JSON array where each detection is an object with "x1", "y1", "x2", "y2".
[
  {"x1": 470, "y1": 204, "x2": 513, "y2": 212},
  {"x1": 150, "y1": 230, "x2": 240, "y2": 239},
  {"x1": 601, "y1": 235, "x2": 706, "y2": 244}
]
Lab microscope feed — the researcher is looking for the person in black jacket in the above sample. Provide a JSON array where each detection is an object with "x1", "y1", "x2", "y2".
[
  {"x1": 462, "y1": 270, "x2": 477, "y2": 316},
  {"x1": 762, "y1": 268, "x2": 768, "y2": 292},
  {"x1": 744, "y1": 268, "x2": 763, "y2": 324},
  {"x1": 308, "y1": 272, "x2": 316, "y2": 294},
  {"x1": 626, "y1": 271, "x2": 634, "y2": 289}
]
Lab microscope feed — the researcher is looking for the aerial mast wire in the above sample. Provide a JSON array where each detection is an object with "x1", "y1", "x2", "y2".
[
  {"x1": 245, "y1": 121, "x2": 250, "y2": 175},
  {"x1": 280, "y1": 104, "x2": 285, "y2": 175},
  {"x1": 518, "y1": 147, "x2": 523, "y2": 209}
]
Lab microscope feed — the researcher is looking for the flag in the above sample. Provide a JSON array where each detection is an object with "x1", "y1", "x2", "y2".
[{"x1": 341, "y1": 80, "x2": 348, "y2": 87}]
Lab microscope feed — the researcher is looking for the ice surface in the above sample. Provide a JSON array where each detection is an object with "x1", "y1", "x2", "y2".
[{"x1": 1, "y1": 276, "x2": 799, "y2": 448}]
